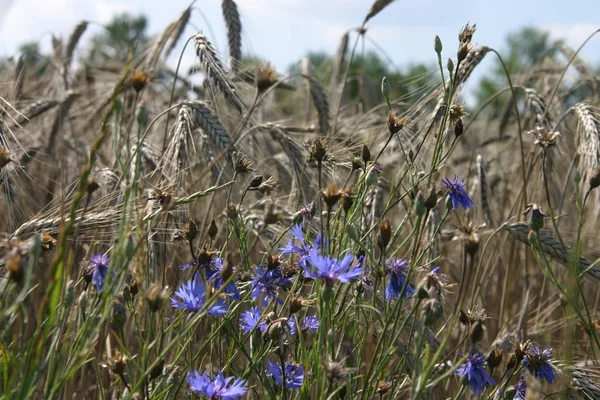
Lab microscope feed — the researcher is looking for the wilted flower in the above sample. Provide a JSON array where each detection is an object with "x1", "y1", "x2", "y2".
[
  {"x1": 240, "y1": 306, "x2": 267, "y2": 333},
  {"x1": 171, "y1": 273, "x2": 228, "y2": 316},
  {"x1": 384, "y1": 258, "x2": 415, "y2": 301},
  {"x1": 522, "y1": 346, "x2": 555, "y2": 384},
  {"x1": 87, "y1": 253, "x2": 110, "y2": 292},
  {"x1": 529, "y1": 126, "x2": 560, "y2": 148},
  {"x1": 187, "y1": 370, "x2": 247, "y2": 399},
  {"x1": 266, "y1": 361, "x2": 304, "y2": 390},
  {"x1": 455, "y1": 353, "x2": 496, "y2": 395},
  {"x1": 442, "y1": 177, "x2": 475, "y2": 210},
  {"x1": 303, "y1": 248, "x2": 363, "y2": 286}
]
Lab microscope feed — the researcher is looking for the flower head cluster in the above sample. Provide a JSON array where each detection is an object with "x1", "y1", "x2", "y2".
[
  {"x1": 384, "y1": 258, "x2": 415, "y2": 301},
  {"x1": 171, "y1": 273, "x2": 228, "y2": 316},
  {"x1": 240, "y1": 306, "x2": 267, "y2": 333},
  {"x1": 250, "y1": 265, "x2": 292, "y2": 306},
  {"x1": 522, "y1": 346, "x2": 555, "y2": 384},
  {"x1": 455, "y1": 353, "x2": 496, "y2": 395},
  {"x1": 87, "y1": 253, "x2": 110, "y2": 292},
  {"x1": 302, "y1": 248, "x2": 363, "y2": 285},
  {"x1": 442, "y1": 177, "x2": 475, "y2": 210},
  {"x1": 266, "y1": 361, "x2": 304, "y2": 390},
  {"x1": 287, "y1": 315, "x2": 319, "y2": 335},
  {"x1": 188, "y1": 370, "x2": 247, "y2": 399}
]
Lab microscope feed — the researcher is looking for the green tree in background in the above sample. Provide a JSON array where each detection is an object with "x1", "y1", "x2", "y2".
[{"x1": 88, "y1": 13, "x2": 149, "y2": 64}]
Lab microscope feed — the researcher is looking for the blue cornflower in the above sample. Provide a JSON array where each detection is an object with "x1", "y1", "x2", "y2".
[
  {"x1": 240, "y1": 306, "x2": 267, "y2": 333},
  {"x1": 522, "y1": 346, "x2": 555, "y2": 384},
  {"x1": 188, "y1": 369, "x2": 247, "y2": 399},
  {"x1": 384, "y1": 258, "x2": 415, "y2": 301},
  {"x1": 455, "y1": 353, "x2": 496, "y2": 395},
  {"x1": 171, "y1": 273, "x2": 228, "y2": 316},
  {"x1": 208, "y1": 258, "x2": 240, "y2": 301},
  {"x1": 287, "y1": 315, "x2": 319, "y2": 335},
  {"x1": 87, "y1": 253, "x2": 110, "y2": 292},
  {"x1": 266, "y1": 361, "x2": 304, "y2": 390},
  {"x1": 180, "y1": 249, "x2": 216, "y2": 272},
  {"x1": 280, "y1": 224, "x2": 312, "y2": 259},
  {"x1": 251, "y1": 265, "x2": 292, "y2": 306},
  {"x1": 514, "y1": 373, "x2": 527, "y2": 400},
  {"x1": 442, "y1": 177, "x2": 475, "y2": 210},
  {"x1": 302, "y1": 248, "x2": 363, "y2": 285}
]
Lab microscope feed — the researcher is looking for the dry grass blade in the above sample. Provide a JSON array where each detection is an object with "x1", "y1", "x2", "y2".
[
  {"x1": 221, "y1": 0, "x2": 242, "y2": 73},
  {"x1": 194, "y1": 34, "x2": 245, "y2": 113},
  {"x1": 504, "y1": 222, "x2": 600, "y2": 280},
  {"x1": 363, "y1": 0, "x2": 396, "y2": 25},
  {"x1": 164, "y1": 8, "x2": 191, "y2": 58}
]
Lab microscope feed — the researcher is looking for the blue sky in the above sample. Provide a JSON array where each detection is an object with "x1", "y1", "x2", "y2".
[{"x1": 1, "y1": 0, "x2": 599, "y2": 91}]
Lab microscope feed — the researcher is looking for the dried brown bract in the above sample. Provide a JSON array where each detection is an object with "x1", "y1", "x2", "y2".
[{"x1": 529, "y1": 126, "x2": 560, "y2": 148}]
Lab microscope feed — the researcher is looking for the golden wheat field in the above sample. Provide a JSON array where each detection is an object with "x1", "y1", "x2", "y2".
[{"x1": 1, "y1": 0, "x2": 600, "y2": 398}]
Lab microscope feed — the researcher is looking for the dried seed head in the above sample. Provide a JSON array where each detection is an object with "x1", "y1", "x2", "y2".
[
  {"x1": 487, "y1": 348, "x2": 503, "y2": 370},
  {"x1": 361, "y1": 144, "x2": 371, "y2": 164},
  {"x1": 323, "y1": 360, "x2": 348, "y2": 386},
  {"x1": 459, "y1": 22, "x2": 477, "y2": 44},
  {"x1": 267, "y1": 253, "x2": 281, "y2": 271},
  {"x1": 184, "y1": 219, "x2": 198, "y2": 242},
  {"x1": 421, "y1": 298, "x2": 443, "y2": 326},
  {"x1": 377, "y1": 380, "x2": 392, "y2": 395},
  {"x1": 145, "y1": 283, "x2": 169, "y2": 313},
  {"x1": 111, "y1": 299, "x2": 127, "y2": 330},
  {"x1": 256, "y1": 64, "x2": 278, "y2": 92},
  {"x1": 233, "y1": 153, "x2": 254, "y2": 174},
  {"x1": 415, "y1": 191, "x2": 426, "y2": 217},
  {"x1": 41, "y1": 231, "x2": 57, "y2": 251},
  {"x1": 257, "y1": 176, "x2": 277, "y2": 195},
  {"x1": 387, "y1": 111, "x2": 406, "y2": 135},
  {"x1": 449, "y1": 104, "x2": 468, "y2": 124},
  {"x1": 111, "y1": 351, "x2": 128, "y2": 376},
  {"x1": 470, "y1": 320, "x2": 485, "y2": 344},
  {"x1": 322, "y1": 184, "x2": 342, "y2": 210},
  {"x1": 0, "y1": 146, "x2": 13, "y2": 169},
  {"x1": 523, "y1": 203, "x2": 544, "y2": 231},
  {"x1": 289, "y1": 295, "x2": 313, "y2": 315},
  {"x1": 208, "y1": 220, "x2": 218, "y2": 239},
  {"x1": 341, "y1": 188, "x2": 354, "y2": 214},
  {"x1": 454, "y1": 118, "x2": 464, "y2": 138},
  {"x1": 424, "y1": 186, "x2": 438, "y2": 210},
  {"x1": 378, "y1": 220, "x2": 392, "y2": 251},
  {"x1": 197, "y1": 248, "x2": 216, "y2": 266},
  {"x1": 310, "y1": 138, "x2": 327, "y2": 163},
  {"x1": 529, "y1": 126, "x2": 560, "y2": 148},
  {"x1": 226, "y1": 204, "x2": 238, "y2": 219},
  {"x1": 457, "y1": 222, "x2": 480, "y2": 256},
  {"x1": 589, "y1": 166, "x2": 600, "y2": 191},
  {"x1": 131, "y1": 68, "x2": 150, "y2": 93},
  {"x1": 263, "y1": 317, "x2": 288, "y2": 341},
  {"x1": 248, "y1": 174, "x2": 263, "y2": 189}
]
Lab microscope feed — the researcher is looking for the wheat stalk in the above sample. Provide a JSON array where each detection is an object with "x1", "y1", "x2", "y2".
[
  {"x1": 221, "y1": 0, "x2": 242, "y2": 73},
  {"x1": 574, "y1": 102, "x2": 600, "y2": 184},
  {"x1": 164, "y1": 8, "x2": 191, "y2": 58},
  {"x1": 477, "y1": 154, "x2": 496, "y2": 227},
  {"x1": 503, "y1": 222, "x2": 600, "y2": 280},
  {"x1": 363, "y1": 0, "x2": 396, "y2": 25}
]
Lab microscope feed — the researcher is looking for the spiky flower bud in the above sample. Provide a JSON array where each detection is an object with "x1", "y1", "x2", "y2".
[
  {"x1": 487, "y1": 348, "x2": 503, "y2": 370},
  {"x1": 378, "y1": 220, "x2": 392, "y2": 251},
  {"x1": 233, "y1": 153, "x2": 254, "y2": 174},
  {"x1": 590, "y1": 166, "x2": 600, "y2": 191},
  {"x1": 310, "y1": 138, "x2": 327, "y2": 164},
  {"x1": 248, "y1": 175, "x2": 263, "y2": 189},
  {"x1": 523, "y1": 203, "x2": 544, "y2": 232},
  {"x1": 208, "y1": 219, "x2": 218, "y2": 239},
  {"x1": 447, "y1": 57, "x2": 455, "y2": 74},
  {"x1": 434, "y1": 35, "x2": 443, "y2": 54},
  {"x1": 454, "y1": 118, "x2": 464, "y2": 138},
  {"x1": 226, "y1": 204, "x2": 238, "y2": 219},
  {"x1": 361, "y1": 144, "x2": 371, "y2": 164},
  {"x1": 131, "y1": 68, "x2": 150, "y2": 93},
  {"x1": 415, "y1": 191, "x2": 426, "y2": 217},
  {"x1": 184, "y1": 219, "x2": 198, "y2": 242}
]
